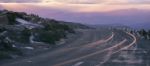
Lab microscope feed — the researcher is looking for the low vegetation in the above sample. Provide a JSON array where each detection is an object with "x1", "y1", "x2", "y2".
[
  {"x1": 0, "y1": 10, "x2": 89, "y2": 59},
  {"x1": 137, "y1": 29, "x2": 150, "y2": 40}
]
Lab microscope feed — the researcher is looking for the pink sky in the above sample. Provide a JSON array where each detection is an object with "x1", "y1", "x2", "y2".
[
  {"x1": 0, "y1": 1, "x2": 150, "y2": 24},
  {"x1": 0, "y1": 2, "x2": 150, "y2": 12}
]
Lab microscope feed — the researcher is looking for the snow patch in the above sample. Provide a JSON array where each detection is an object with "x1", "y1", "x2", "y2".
[
  {"x1": 0, "y1": 31, "x2": 7, "y2": 36},
  {"x1": 30, "y1": 34, "x2": 35, "y2": 44},
  {"x1": 29, "y1": 34, "x2": 45, "y2": 44},
  {"x1": 24, "y1": 47, "x2": 34, "y2": 50},
  {"x1": 16, "y1": 18, "x2": 31, "y2": 25},
  {"x1": 16, "y1": 18, "x2": 43, "y2": 29},
  {"x1": 12, "y1": 44, "x2": 16, "y2": 48}
]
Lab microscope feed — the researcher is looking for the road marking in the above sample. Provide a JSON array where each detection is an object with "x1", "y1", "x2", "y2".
[
  {"x1": 26, "y1": 60, "x2": 32, "y2": 63},
  {"x1": 72, "y1": 61, "x2": 84, "y2": 66},
  {"x1": 53, "y1": 39, "x2": 127, "y2": 66}
]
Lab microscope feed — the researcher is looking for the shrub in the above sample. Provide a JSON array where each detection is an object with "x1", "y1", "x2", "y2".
[{"x1": 0, "y1": 51, "x2": 11, "y2": 59}]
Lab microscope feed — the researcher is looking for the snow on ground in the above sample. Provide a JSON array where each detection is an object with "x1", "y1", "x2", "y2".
[
  {"x1": 29, "y1": 34, "x2": 44, "y2": 44},
  {"x1": 16, "y1": 18, "x2": 43, "y2": 29},
  {"x1": 24, "y1": 47, "x2": 34, "y2": 50},
  {"x1": 16, "y1": 18, "x2": 31, "y2": 25}
]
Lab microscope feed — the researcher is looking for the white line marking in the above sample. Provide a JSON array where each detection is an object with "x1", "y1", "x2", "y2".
[{"x1": 72, "y1": 62, "x2": 84, "y2": 66}]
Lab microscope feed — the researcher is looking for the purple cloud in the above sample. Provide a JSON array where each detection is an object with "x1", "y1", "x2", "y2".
[
  {"x1": 0, "y1": 0, "x2": 150, "y2": 4},
  {"x1": 0, "y1": 0, "x2": 41, "y2": 3},
  {"x1": 0, "y1": 3, "x2": 150, "y2": 25}
]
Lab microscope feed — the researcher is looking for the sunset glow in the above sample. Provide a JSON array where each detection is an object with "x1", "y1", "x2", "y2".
[
  {"x1": 0, "y1": 0, "x2": 150, "y2": 24},
  {"x1": 1, "y1": 3, "x2": 150, "y2": 13},
  {"x1": 1, "y1": 0, "x2": 150, "y2": 4}
]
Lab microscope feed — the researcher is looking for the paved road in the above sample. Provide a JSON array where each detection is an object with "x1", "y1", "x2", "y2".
[{"x1": 1, "y1": 29, "x2": 137, "y2": 66}]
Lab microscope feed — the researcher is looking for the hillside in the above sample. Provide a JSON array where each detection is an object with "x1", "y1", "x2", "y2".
[{"x1": 0, "y1": 10, "x2": 89, "y2": 59}]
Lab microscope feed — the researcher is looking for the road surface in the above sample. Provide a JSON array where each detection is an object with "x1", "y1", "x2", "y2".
[{"x1": 1, "y1": 28, "x2": 137, "y2": 66}]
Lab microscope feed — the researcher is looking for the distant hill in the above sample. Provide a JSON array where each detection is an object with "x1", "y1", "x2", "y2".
[
  {"x1": 128, "y1": 22, "x2": 150, "y2": 30},
  {"x1": 60, "y1": 22, "x2": 90, "y2": 29}
]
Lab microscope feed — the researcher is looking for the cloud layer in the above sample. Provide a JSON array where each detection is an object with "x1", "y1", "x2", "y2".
[
  {"x1": 0, "y1": 0, "x2": 41, "y2": 3},
  {"x1": 0, "y1": 0, "x2": 150, "y2": 4},
  {"x1": 1, "y1": 3, "x2": 150, "y2": 25}
]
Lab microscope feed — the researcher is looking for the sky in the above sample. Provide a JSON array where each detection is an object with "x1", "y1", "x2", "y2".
[
  {"x1": 1, "y1": 0, "x2": 150, "y2": 12},
  {"x1": 0, "y1": 0, "x2": 150, "y2": 25},
  {"x1": 0, "y1": 0, "x2": 150, "y2": 4}
]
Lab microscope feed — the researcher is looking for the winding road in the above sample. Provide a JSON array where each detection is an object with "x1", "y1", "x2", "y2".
[{"x1": 1, "y1": 28, "x2": 137, "y2": 66}]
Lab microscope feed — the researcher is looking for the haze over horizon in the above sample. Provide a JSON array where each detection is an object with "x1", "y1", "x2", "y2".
[{"x1": 0, "y1": 0, "x2": 150, "y2": 25}]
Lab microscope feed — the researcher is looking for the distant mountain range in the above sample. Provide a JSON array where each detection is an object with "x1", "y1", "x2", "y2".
[
  {"x1": 0, "y1": 4, "x2": 149, "y2": 30},
  {"x1": 128, "y1": 22, "x2": 150, "y2": 30}
]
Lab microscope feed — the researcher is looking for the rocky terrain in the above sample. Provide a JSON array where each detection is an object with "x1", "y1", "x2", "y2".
[{"x1": 0, "y1": 10, "x2": 89, "y2": 60}]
